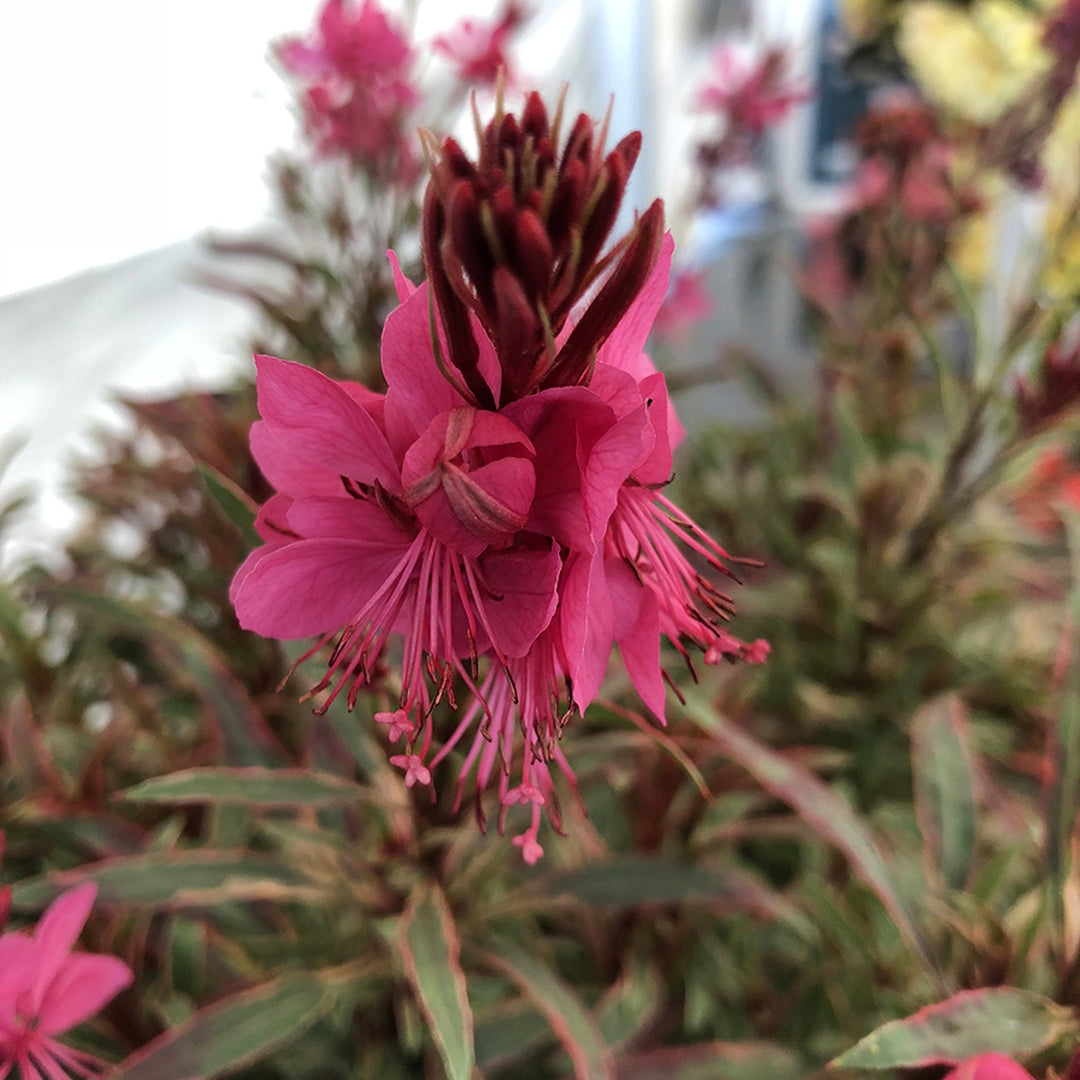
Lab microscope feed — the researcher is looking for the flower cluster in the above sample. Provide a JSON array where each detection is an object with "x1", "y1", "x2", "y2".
[
  {"x1": 0, "y1": 879, "x2": 131, "y2": 1080},
  {"x1": 277, "y1": 0, "x2": 418, "y2": 181},
  {"x1": 232, "y1": 94, "x2": 766, "y2": 860},
  {"x1": 693, "y1": 44, "x2": 809, "y2": 206},
  {"x1": 434, "y1": 1, "x2": 529, "y2": 87},
  {"x1": 803, "y1": 96, "x2": 981, "y2": 314}
]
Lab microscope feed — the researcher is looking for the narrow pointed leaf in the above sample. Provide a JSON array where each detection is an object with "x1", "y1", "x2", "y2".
[
  {"x1": 10, "y1": 852, "x2": 319, "y2": 912},
  {"x1": 686, "y1": 696, "x2": 938, "y2": 978},
  {"x1": 112, "y1": 974, "x2": 333, "y2": 1080},
  {"x1": 400, "y1": 884, "x2": 475, "y2": 1080},
  {"x1": 831, "y1": 988, "x2": 1079, "y2": 1069},
  {"x1": 197, "y1": 462, "x2": 260, "y2": 547},
  {"x1": 119, "y1": 767, "x2": 370, "y2": 808},
  {"x1": 912, "y1": 697, "x2": 976, "y2": 891},
  {"x1": 483, "y1": 939, "x2": 614, "y2": 1080}
]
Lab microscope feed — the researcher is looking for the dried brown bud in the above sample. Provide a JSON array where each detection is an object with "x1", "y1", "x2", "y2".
[{"x1": 421, "y1": 90, "x2": 664, "y2": 405}]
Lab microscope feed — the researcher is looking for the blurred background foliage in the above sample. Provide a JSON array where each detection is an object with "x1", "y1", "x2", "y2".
[{"x1": 4, "y1": 1, "x2": 1080, "y2": 1078}]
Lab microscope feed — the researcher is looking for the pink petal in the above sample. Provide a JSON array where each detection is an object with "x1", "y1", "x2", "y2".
[
  {"x1": 254, "y1": 494, "x2": 295, "y2": 542},
  {"x1": 28, "y1": 885, "x2": 96, "y2": 1017},
  {"x1": 255, "y1": 356, "x2": 401, "y2": 495},
  {"x1": 230, "y1": 536, "x2": 413, "y2": 639},
  {"x1": 475, "y1": 543, "x2": 561, "y2": 657},
  {"x1": 0, "y1": 932, "x2": 35, "y2": 1003},
  {"x1": 250, "y1": 421, "x2": 343, "y2": 499},
  {"x1": 503, "y1": 387, "x2": 617, "y2": 553},
  {"x1": 38, "y1": 954, "x2": 132, "y2": 1035},
  {"x1": 597, "y1": 231, "x2": 673, "y2": 368},
  {"x1": 386, "y1": 249, "x2": 417, "y2": 302},
  {"x1": 582, "y1": 404, "x2": 649, "y2": 542},
  {"x1": 560, "y1": 550, "x2": 615, "y2": 712},
  {"x1": 381, "y1": 284, "x2": 465, "y2": 455},
  {"x1": 632, "y1": 371, "x2": 676, "y2": 485},
  {"x1": 286, "y1": 496, "x2": 414, "y2": 545},
  {"x1": 606, "y1": 558, "x2": 667, "y2": 724}
]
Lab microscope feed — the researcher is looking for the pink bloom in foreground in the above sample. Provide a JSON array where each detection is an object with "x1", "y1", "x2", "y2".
[
  {"x1": 434, "y1": 1, "x2": 528, "y2": 86},
  {"x1": 233, "y1": 96, "x2": 766, "y2": 860},
  {"x1": 943, "y1": 1054, "x2": 1036, "y2": 1080},
  {"x1": 0, "y1": 884, "x2": 132, "y2": 1080}
]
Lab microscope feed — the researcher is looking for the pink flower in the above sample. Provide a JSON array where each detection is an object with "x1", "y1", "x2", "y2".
[
  {"x1": 654, "y1": 268, "x2": 712, "y2": 342},
  {"x1": 434, "y1": 2, "x2": 528, "y2": 86},
  {"x1": 0, "y1": 884, "x2": 132, "y2": 1080},
  {"x1": 943, "y1": 1055, "x2": 1036, "y2": 1080},
  {"x1": 276, "y1": 0, "x2": 418, "y2": 175},
  {"x1": 696, "y1": 45, "x2": 809, "y2": 142},
  {"x1": 233, "y1": 97, "x2": 765, "y2": 860}
]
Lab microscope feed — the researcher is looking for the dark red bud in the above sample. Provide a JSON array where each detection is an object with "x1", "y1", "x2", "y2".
[
  {"x1": 548, "y1": 158, "x2": 586, "y2": 247},
  {"x1": 560, "y1": 113, "x2": 594, "y2": 175},
  {"x1": 493, "y1": 266, "x2": 540, "y2": 400},
  {"x1": 522, "y1": 91, "x2": 548, "y2": 139},
  {"x1": 514, "y1": 207, "x2": 555, "y2": 297},
  {"x1": 613, "y1": 130, "x2": 642, "y2": 174},
  {"x1": 549, "y1": 198, "x2": 665, "y2": 387}
]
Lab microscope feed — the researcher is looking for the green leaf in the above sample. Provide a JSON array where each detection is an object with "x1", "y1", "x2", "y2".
[
  {"x1": 112, "y1": 974, "x2": 333, "y2": 1080},
  {"x1": 119, "y1": 767, "x2": 370, "y2": 808},
  {"x1": 400, "y1": 884, "x2": 475, "y2": 1080},
  {"x1": 912, "y1": 697, "x2": 977, "y2": 891},
  {"x1": 56, "y1": 590, "x2": 289, "y2": 767},
  {"x1": 483, "y1": 939, "x2": 614, "y2": 1080},
  {"x1": 547, "y1": 857, "x2": 803, "y2": 925},
  {"x1": 831, "y1": 988, "x2": 1079, "y2": 1069},
  {"x1": 685, "y1": 695, "x2": 939, "y2": 980},
  {"x1": 197, "y1": 462, "x2": 261, "y2": 547},
  {"x1": 10, "y1": 851, "x2": 321, "y2": 912},
  {"x1": 617, "y1": 1040, "x2": 802, "y2": 1080},
  {"x1": 1048, "y1": 512, "x2": 1080, "y2": 945}
]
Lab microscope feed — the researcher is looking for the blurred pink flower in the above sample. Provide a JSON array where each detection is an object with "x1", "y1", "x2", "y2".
[
  {"x1": 697, "y1": 45, "x2": 809, "y2": 141},
  {"x1": 654, "y1": 268, "x2": 713, "y2": 341},
  {"x1": 943, "y1": 1054, "x2": 1037, "y2": 1080},
  {"x1": 277, "y1": 0, "x2": 418, "y2": 175},
  {"x1": 279, "y1": 0, "x2": 411, "y2": 81},
  {"x1": 0, "y1": 884, "x2": 132, "y2": 1080},
  {"x1": 434, "y1": 1, "x2": 528, "y2": 86}
]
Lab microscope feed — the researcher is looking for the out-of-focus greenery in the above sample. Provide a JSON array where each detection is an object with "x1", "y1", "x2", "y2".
[{"x1": 3, "y1": 2, "x2": 1080, "y2": 1078}]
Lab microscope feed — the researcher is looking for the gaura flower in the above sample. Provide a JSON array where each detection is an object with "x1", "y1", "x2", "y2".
[
  {"x1": 0, "y1": 884, "x2": 132, "y2": 1080},
  {"x1": 277, "y1": 0, "x2": 418, "y2": 176},
  {"x1": 233, "y1": 95, "x2": 764, "y2": 859},
  {"x1": 696, "y1": 45, "x2": 809, "y2": 141},
  {"x1": 434, "y1": 1, "x2": 529, "y2": 87}
]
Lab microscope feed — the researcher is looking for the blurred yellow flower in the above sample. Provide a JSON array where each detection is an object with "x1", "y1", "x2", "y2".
[
  {"x1": 840, "y1": 0, "x2": 893, "y2": 39},
  {"x1": 1042, "y1": 200, "x2": 1080, "y2": 299},
  {"x1": 1043, "y1": 85, "x2": 1080, "y2": 198},
  {"x1": 899, "y1": 0, "x2": 1050, "y2": 123}
]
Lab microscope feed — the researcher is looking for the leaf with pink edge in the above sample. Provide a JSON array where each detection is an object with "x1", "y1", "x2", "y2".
[
  {"x1": 830, "y1": 989, "x2": 1079, "y2": 1070},
  {"x1": 400, "y1": 883, "x2": 475, "y2": 1080},
  {"x1": 112, "y1": 973, "x2": 338, "y2": 1080},
  {"x1": 687, "y1": 695, "x2": 938, "y2": 977},
  {"x1": 483, "y1": 938, "x2": 615, "y2": 1080}
]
